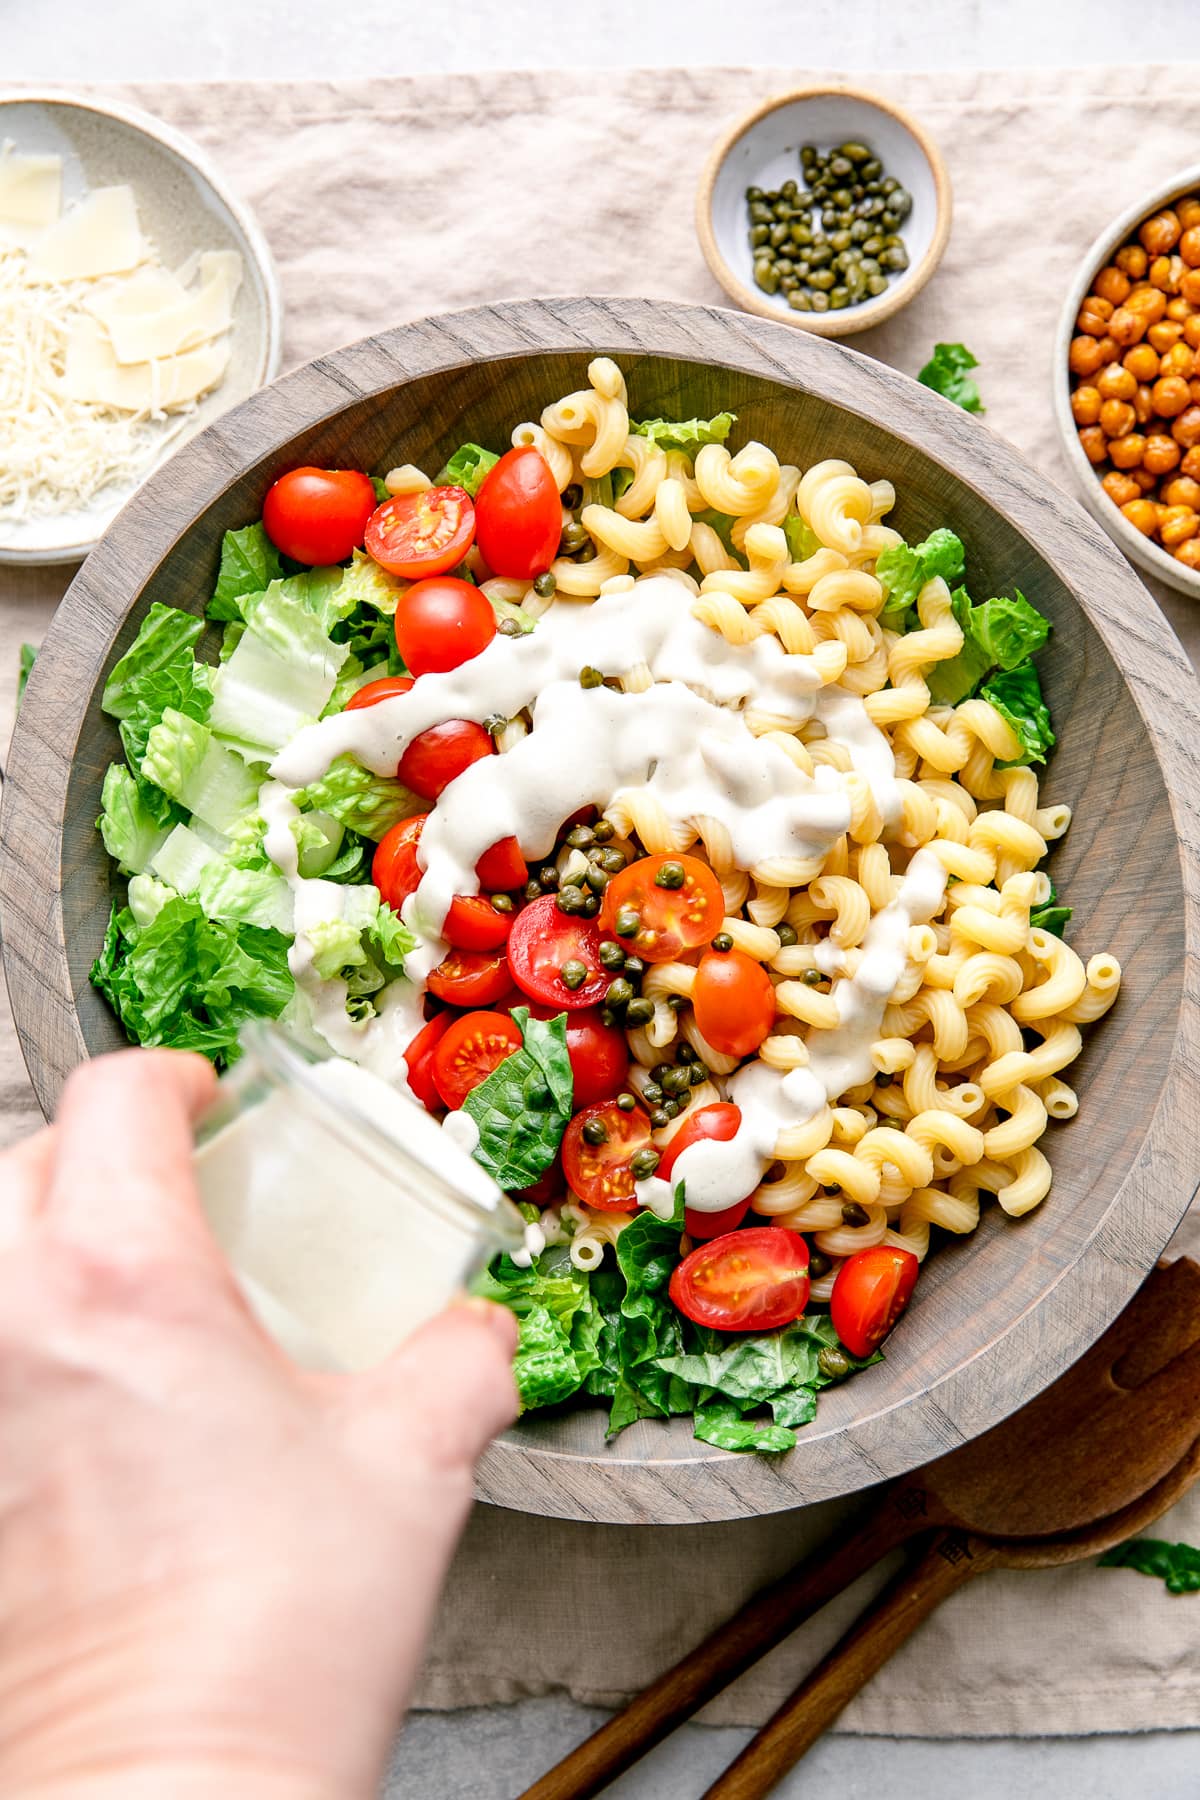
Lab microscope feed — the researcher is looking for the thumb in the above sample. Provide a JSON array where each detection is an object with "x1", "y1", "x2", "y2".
[{"x1": 348, "y1": 1298, "x2": 520, "y2": 1476}]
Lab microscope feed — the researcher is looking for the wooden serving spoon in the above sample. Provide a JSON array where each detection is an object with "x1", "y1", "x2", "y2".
[{"x1": 521, "y1": 1258, "x2": 1200, "y2": 1800}]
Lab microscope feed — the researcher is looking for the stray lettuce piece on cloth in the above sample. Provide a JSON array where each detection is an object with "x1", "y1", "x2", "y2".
[
  {"x1": 981, "y1": 662, "x2": 1056, "y2": 765},
  {"x1": 208, "y1": 522, "x2": 284, "y2": 621},
  {"x1": 630, "y1": 412, "x2": 736, "y2": 454},
  {"x1": 437, "y1": 443, "x2": 500, "y2": 497},
  {"x1": 1098, "y1": 1538, "x2": 1200, "y2": 1595},
  {"x1": 918, "y1": 342, "x2": 985, "y2": 413},
  {"x1": 876, "y1": 528, "x2": 966, "y2": 630},
  {"x1": 463, "y1": 1008, "x2": 574, "y2": 1191}
]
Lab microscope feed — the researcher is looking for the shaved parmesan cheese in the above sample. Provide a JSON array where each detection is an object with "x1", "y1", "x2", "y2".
[
  {"x1": 85, "y1": 264, "x2": 190, "y2": 324},
  {"x1": 62, "y1": 316, "x2": 231, "y2": 411},
  {"x1": 29, "y1": 185, "x2": 147, "y2": 281},
  {"x1": 92, "y1": 258, "x2": 241, "y2": 365},
  {"x1": 0, "y1": 142, "x2": 62, "y2": 244}
]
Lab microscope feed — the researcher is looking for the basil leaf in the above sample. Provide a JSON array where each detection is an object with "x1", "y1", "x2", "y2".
[
  {"x1": 918, "y1": 342, "x2": 985, "y2": 413},
  {"x1": 1098, "y1": 1538, "x2": 1200, "y2": 1595},
  {"x1": 463, "y1": 1008, "x2": 573, "y2": 1189}
]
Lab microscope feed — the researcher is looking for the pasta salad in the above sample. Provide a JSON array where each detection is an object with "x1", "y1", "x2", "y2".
[{"x1": 91, "y1": 357, "x2": 1121, "y2": 1453}]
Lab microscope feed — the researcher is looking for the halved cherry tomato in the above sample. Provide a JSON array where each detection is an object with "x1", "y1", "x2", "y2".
[
  {"x1": 398, "y1": 718, "x2": 494, "y2": 800},
  {"x1": 474, "y1": 447, "x2": 562, "y2": 580},
  {"x1": 656, "y1": 1103, "x2": 752, "y2": 1240},
  {"x1": 830, "y1": 1246, "x2": 920, "y2": 1358},
  {"x1": 365, "y1": 485, "x2": 475, "y2": 579},
  {"x1": 426, "y1": 948, "x2": 512, "y2": 1007},
  {"x1": 476, "y1": 835, "x2": 527, "y2": 891},
  {"x1": 561, "y1": 1100, "x2": 653, "y2": 1212},
  {"x1": 262, "y1": 467, "x2": 376, "y2": 566},
  {"x1": 443, "y1": 894, "x2": 511, "y2": 952},
  {"x1": 394, "y1": 577, "x2": 496, "y2": 676},
  {"x1": 432, "y1": 1010, "x2": 522, "y2": 1109},
  {"x1": 372, "y1": 813, "x2": 427, "y2": 912},
  {"x1": 346, "y1": 675, "x2": 414, "y2": 710},
  {"x1": 692, "y1": 948, "x2": 777, "y2": 1059},
  {"x1": 507, "y1": 893, "x2": 609, "y2": 1010},
  {"x1": 669, "y1": 1227, "x2": 810, "y2": 1333},
  {"x1": 599, "y1": 853, "x2": 726, "y2": 964},
  {"x1": 524, "y1": 1003, "x2": 629, "y2": 1109},
  {"x1": 404, "y1": 1011, "x2": 453, "y2": 1113}
]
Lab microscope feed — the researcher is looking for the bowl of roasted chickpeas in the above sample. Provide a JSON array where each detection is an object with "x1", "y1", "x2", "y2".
[{"x1": 1057, "y1": 166, "x2": 1200, "y2": 599}]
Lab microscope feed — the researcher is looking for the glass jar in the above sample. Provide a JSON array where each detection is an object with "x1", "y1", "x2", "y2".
[{"x1": 194, "y1": 1022, "x2": 525, "y2": 1371}]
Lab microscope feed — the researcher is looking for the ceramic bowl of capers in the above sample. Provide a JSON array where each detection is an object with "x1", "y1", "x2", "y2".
[{"x1": 696, "y1": 85, "x2": 952, "y2": 338}]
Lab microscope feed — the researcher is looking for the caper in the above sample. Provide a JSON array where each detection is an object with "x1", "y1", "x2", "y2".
[
  {"x1": 880, "y1": 209, "x2": 899, "y2": 232},
  {"x1": 849, "y1": 218, "x2": 870, "y2": 243},
  {"x1": 649, "y1": 1107, "x2": 670, "y2": 1130},
  {"x1": 829, "y1": 287, "x2": 850, "y2": 310},
  {"x1": 749, "y1": 223, "x2": 770, "y2": 249},
  {"x1": 883, "y1": 232, "x2": 904, "y2": 247},
  {"x1": 788, "y1": 222, "x2": 814, "y2": 249},
  {"x1": 749, "y1": 201, "x2": 773, "y2": 225},
  {"x1": 654, "y1": 860, "x2": 685, "y2": 890},
  {"x1": 564, "y1": 824, "x2": 594, "y2": 851},
  {"x1": 562, "y1": 483, "x2": 582, "y2": 510},
  {"x1": 625, "y1": 997, "x2": 654, "y2": 1027},
  {"x1": 829, "y1": 229, "x2": 852, "y2": 252},
  {"x1": 710, "y1": 931, "x2": 733, "y2": 952},
  {"x1": 860, "y1": 256, "x2": 881, "y2": 276},
  {"x1": 779, "y1": 275, "x2": 800, "y2": 294},
  {"x1": 560, "y1": 520, "x2": 588, "y2": 553},
  {"x1": 818, "y1": 1345, "x2": 852, "y2": 1381},
  {"x1": 584, "y1": 863, "x2": 610, "y2": 893},
  {"x1": 490, "y1": 892, "x2": 515, "y2": 914},
  {"x1": 842, "y1": 1201, "x2": 869, "y2": 1226},
  {"x1": 753, "y1": 260, "x2": 780, "y2": 295},
  {"x1": 875, "y1": 1070, "x2": 893, "y2": 1086},
  {"x1": 807, "y1": 267, "x2": 835, "y2": 291},
  {"x1": 606, "y1": 977, "x2": 634, "y2": 1008},
  {"x1": 866, "y1": 273, "x2": 889, "y2": 297},
  {"x1": 582, "y1": 1116, "x2": 609, "y2": 1146},
  {"x1": 592, "y1": 819, "x2": 615, "y2": 843},
  {"x1": 768, "y1": 222, "x2": 790, "y2": 249},
  {"x1": 483, "y1": 712, "x2": 507, "y2": 735},
  {"x1": 861, "y1": 195, "x2": 885, "y2": 219},
  {"x1": 846, "y1": 267, "x2": 867, "y2": 297},
  {"x1": 821, "y1": 208, "x2": 838, "y2": 231},
  {"x1": 530, "y1": 569, "x2": 556, "y2": 601},
  {"x1": 880, "y1": 245, "x2": 909, "y2": 272},
  {"x1": 810, "y1": 290, "x2": 830, "y2": 312},
  {"x1": 630, "y1": 1148, "x2": 661, "y2": 1180},
  {"x1": 802, "y1": 967, "x2": 824, "y2": 986},
  {"x1": 689, "y1": 1062, "x2": 709, "y2": 1085},
  {"x1": 809, "y1": 1249, "x2": 832, "y2": 1278},
  {"x1": 772, "y1": 202, "x2": 793, "y2": 224},
  {"x1": 582, "y1": 892, "x2": 600, "y2": 916},
  {"x1": 557, "y1": 884, "x2": 585, "y2": 914},
  {"x1": 660, "y1": 1067, "x2": 690, "y2": 1096},
  {"x1": 599, "y1": 1006, "x2": 617, "y2": 1026},
  {"x1": 535, "y1": 864, "x2": 559, "y2": 892},
  {"x1": 661, "y1": 1098, "x2": 681, "y2": 1120},
  {"x1": 781, "y1": 179, "x2": 798, "y2": 198},
  {"x1": 823, "y1": 1184, "x2": 840, "y2": 1196},
  {"x1": 892, "y1": 188, "x2": 912, "y2": 221},
  {"x1": 560, "y1": 958, "x2": 588, "y2": 990},
  {"x1": 622, "y1": 954, "x2": 645, "y2": 981},
  {"x1": 787, "y1": 290, "x2": 813, "y2": 311},
  {"x1": 865, "y1": 178, "x2": 882, "y2": 195},
  {"x1": 777, "y1": 923, "x2": 798, "y2": 947},
  {"x1": 524, "y1": 877, "x2": 544, "y2": 901},
  {"x1": 861, "y1": 157, "x2": 882, "y2": 179},
  {"x1": 615, "y1": 907, "x2": 641, "y2": 939},
  {"x1": 880, "y1": 175, "x2": 898, "y2": 195},
  {"x1": 599, "y1": 940, "x2": 626, "y2": 971},
  {"x1": 745, "y1": 184, "x2": 765, "y2": 201},
  {"x1": 851, "y1": 183, "x2": 865, "y2": 200},
  {"x1": 800, "y1": 143, "x2": 818, "y2": 162},
  {"x1": 863, "y1": 234, "x2": 885, "y2": 256},
  {"x1": 642, "y1": 1081, "x2": 664, "y2": 1106},
  {"x1": 651, "y1": 1062, "x2": 673, "y2": 1084},
  {"x1": 497, "y1": 617, "x2": 522, "y2": 637},
  {"x1": 617, "y1": 1091, "x2": 637, "y2": 1111},
  {"x1": 809, "y1": 245, "x2": 833, "y2": 271},
  {"x1": 840, "y1": 140, "x2": 871, "y2": 162},
  {"x1": 579, "y1": 665, "x2": 604, "y2": 689},
  {"x1": 775, "y1": 257, "x2": 795, "y2": 277},
  {"x1": 832, "y1": 187, "x2": 853, "y2": 208}
]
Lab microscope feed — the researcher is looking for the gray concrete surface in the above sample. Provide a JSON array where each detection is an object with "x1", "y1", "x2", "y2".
[{"x1": 4, "y1": 2, "x2": 1198, "y2": 1795}]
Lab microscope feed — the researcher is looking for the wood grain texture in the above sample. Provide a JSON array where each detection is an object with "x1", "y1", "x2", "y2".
[{"x1": 3, "y1": 296, "x2": 1200, "y2": 1524}]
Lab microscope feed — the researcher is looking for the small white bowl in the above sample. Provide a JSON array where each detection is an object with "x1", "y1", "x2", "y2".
[
  {"x1": 696, "y1": 85, "x2": 951, "y2": 339},
  {"x1": 1053, "y1": 162, "x2": 1200, "y2": 603},
  {"x1": 0, "y1": 89, "x2": 283, "y2": 568}
]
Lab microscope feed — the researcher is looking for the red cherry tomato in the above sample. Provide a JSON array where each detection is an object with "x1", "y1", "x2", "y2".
[
  {"x1": 426, "y1": 948, "x2": 512, "y2": 1007},
  {"x1": 398, "y1": 718, "x2": 494, "y2": 800},
  {"x1": 393, "y1": 577, "x2": 496, "y2": 676},
  {"x1": 365, "y1": 485, "x2": 475, "y2": 579},
  {"x1": 657, "y1": 1103, "x2": 752, "y2": 1240},
  {"x1": 443, "y1": 894, "x2": 511, "y2": 952},
  {"x1": 669, "y1": 1227, "x2": 811, "y2": 1333},
  {"x1": 431, "y1": 1010, "x2": 522, "y2": 1109},
  {"x1": 404, "y1": 1011, "x2": 453, "y2": 1113},
  {"x1": 474, "y1": 447, "x2": 562, "y2": 580},
  {"x1": 261, "y1": 467, "x2": 376, "y2": 566},
  {"x1": 524, "y1": 1003, "x2": 629, "y2": 1108},
  {"x1": 599, "y1": 853, "x2": 726, "y2": 964},
  {"x1": 830, "y1": 1246, "x2": 920, "y2": 1358},
  {"x1": 372, "y1": 813, "x2": 427, "y2": 912},
  {"x1": 507, "y1": 893, "x2": 609, "y2": 1010},
  {"x1": 476, "y1": 835, "x2": 528, "y2": 891},
  {"x1": 692, "y1": 948, "x2": 777, "y2": 1059},
  {"x1": 561, "y1": 1100, "x2": 654, "y2": 1212},
  {"x1": 346, "y1": 675, "x2": 414, "y2": 710}
]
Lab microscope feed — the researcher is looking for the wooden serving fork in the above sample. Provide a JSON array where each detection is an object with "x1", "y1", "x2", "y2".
[{"x1": 521, "y1": 1258, "x2": 1200, "y2": 1800}]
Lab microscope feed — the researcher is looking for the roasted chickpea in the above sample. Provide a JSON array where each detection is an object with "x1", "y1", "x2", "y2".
[
  {"x1": 1175, "y1": 537, "x2": 1200, "y2": 570},
  {"x1": 1192, "y1": 378, "x2": 1200, "y2": 405},
  {"x1": 1150, "y1": 255, "x2": 1175, "y2": 293},
  {"x1": 1099, "y1": 398, "x2": 1137, "y2": 438},
  {"x1": 1183, "y1": 446, "x2": 1200, "y2": 481},
  {"x1": 1180, "y1": 226, "x2": 1200, "y2": 268},
  {"x1": 1116, "y1": 243, "x2": 1149, "y2": 279},
  {"x1": 1131, "y1": 465, "x2": 1159, "y2": 492},
  {"x1": 1070, "y1": 384, "x2": 1102, "y2": 426},
  {"x1": 1123, "y1": 342, "x2": 1160, "y2": 382},
  {"x1": 1076, "y1": 295, "x2": 1113, "y2": 336},
  {"x1": 1101, "y1": 470, "x2": 1141, "y2": 508},
  {"x1": 1133, "y1": 383, "x2": 1155, "y2": 425},
  {"x1": 1178, "y1": 199, "x2": 1200, "y2": 232},
  {"x1": 1093, "y1": 266, "x2": 1131, "y2": 306},
  {"x1": 1144, "y1": 433, "x2": 1183, "y2": 475},
  {"x1": 1173, "y1": 407, "x2": 1200, "y2": 450},
  {"x1": 1140, "y1": 210, "x2": 1181, "y2": 256},
  {"x1": 1160, "y1": 505, "x2": 1200, "y2": 548},
  {"x1": 1121, "y1": 497, "x2": 1160, "y2": 535},
  {"x1": 1151, "y1": 374, "x2": 1192, "y2": 417},
  {"x1": 1181, "y1": 268, "x2": 1200, "y2": 306},
  {"x1": 1078, "y1": 425, "x2": 1108, "y2": 465},
  {"x1": 1069, "y1": 334, "x2": 1105, "y2": 376},
  {"x1": 1096, "y1": 362, "x2": 1136, "y2": 401},
  {"x1": 1163, "y1": 474, "x2": 1200, "y2": 510},
  {"x1": 1109, "y1": 432, "x2": 1146, "y2": 470},
  {"x1": 1162, "y1": 342, "x2": 1196, "y2": 380},
  {"x1": 1096, "y1": 335, "x2": 1121, "y2": 366},
  {"x1": 1147, "y1": 320, "x2": 1183, "y2": 355},
  {"x1": 1130, "y1": 287, "x2": 1168, "y2": 325},
  {"x1": 1183, "y1": 316, "x2": 1200, "y2": 351},
  {"x1": 1108, "y1": 306, "x2": 1147, "y2": 348},
  {"x1": 1166, "y1": 296, "x2": 1193, "y2": 322}
]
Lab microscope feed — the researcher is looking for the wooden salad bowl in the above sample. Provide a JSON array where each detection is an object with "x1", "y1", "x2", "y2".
[{"x1": 4, "y1": 298, "x2": 1200, "y2": 1524}]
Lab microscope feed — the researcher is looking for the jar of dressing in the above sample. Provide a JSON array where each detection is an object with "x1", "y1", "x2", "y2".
[{"x1": 194, "y1": 1022, "x2": 525, "y2": 1371}]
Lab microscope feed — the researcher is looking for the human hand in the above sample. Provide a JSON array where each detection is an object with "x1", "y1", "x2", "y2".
[{"x1": 0, "y1": 1049, "x2": 518, "y2": 1800}]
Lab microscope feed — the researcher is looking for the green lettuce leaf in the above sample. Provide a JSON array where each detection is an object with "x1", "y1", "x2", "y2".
[
  {"x1": 17, "y1": 641, "x2": 37, "y2": 707},
  {"x1": 1030, "y1": 881, "x2": 1072, "y2": 938},
  {"x1": 296, "y1": 755, "x2": 417, "y2": 840},
  {"x1": 918, "y1": 342, "x2": 985, "y2": 413},
  {"x1": 90, "y1": 895, "x2": 292, "y2": 1067},
  {"x1": 783, "y1": 515, "x2": 820, "y2": 562},
  {"x1": 97, "y1": 764, "x2": 173, "y2": 876},
  {"x1": 981, "y1": 663, "x2": 1056, "y2": 765},
  {"x1": 876, "y1": 529, "x2": 966, "y2": 630},
  {"x1": 141, "y1": 710, "x2": 262, "y2": 835},
  {"x1": 102, "y1": 603, "x2": 207, "y2": 719},
  {"x1": 693, "y1": 1404, "x2": 799, "y2": 1454},
  {"x1": 631, "y1": 412, "x2": 736, "y2": 454},
  {"x1": 209, "y1": 580, "x2": 351, "y2": 755},
  {"x1": 926, "y1": 588, "x2": 1052, "y2": 707},
  {"x1": 333, "y1": 549, "x2": 408, "y2": 617},
  {"x1": 463, "y1": 1008, "x2": 574, "y2": 1190},
  {"x1": 436, "y1": 443, "x2": 501, "y2": 498},
  {"x1": 1098, "y1": 1538, "x2": 1200, "y2": 1595},
  {"x1": 208, "y1": 522, "x2": 284, "y2": 621},
  {"x1": 473, "y1": 1250, "x2": 598, "y2": 1412},
  {"x1": 367, "y1": 900, "x2": 414, "y2": 971},
  {"x1": 126, "y1": 873, "x2": 176, "y2": 929}
]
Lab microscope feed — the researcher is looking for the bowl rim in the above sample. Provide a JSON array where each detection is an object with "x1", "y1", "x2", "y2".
[
  {"x1": 1052, "y1": 159, "x2": 1200, "y2": 603},
  {"x1": 0, "y1": 85, "x2": 285, "y2": 569},
  {"x1": 695, "y1": 83, "x2": 953, "y2": 339},
  {"x1": 4, "y1": 295, "x2": 1200, "y2": 1523}
]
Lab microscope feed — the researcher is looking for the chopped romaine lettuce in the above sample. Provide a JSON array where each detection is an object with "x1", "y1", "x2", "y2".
[
  {"x1": 102, "y1": 603, "x2": 207, "y2": 719},
  {"x1": 436, "y1": 443, "x2": 500, "y2": 498},
  {"x1": 981, "y1": 663, "x2": 1056, "y2": 765},
  {"x1": 927, "y1": 588, "x2": 1052, "y2": 707},
  {"x1": 208, "y1": 522, "x2": 284, "y2": 621},
  {"x1": 1030, "y1": 881, "x2": 1071, "y2": 938},
  {"x1": 141, "y1": 711, "x2": 263, "y2": 835},
  {"x1": 463, "y1": 1008, "x2": 574, "y2": 1190},
  {"x1": 783, "y1": 514, "x2": 820, "y2": 562},
  {"x1": 296, "y1": 754, "x2": 418, "y2": 840},
  {"x1": 876, "y1": 529, "x2": 966, "y2": 630},
  {"x1": 97, "y1": 764, "x2": 172, "y2": 875},
  {"x1": 17, "y1": 641, "x2": 37, "y2": 707},
  {"x1": 332, "y1": 549, "x2": 408, "y2": 617},
  {"x1": 291, "y1": 809, "x2": 345, "y2": 879},
  {"x1": 126, "y1": 873, "x2": 176, "y2": 930},
  {"x1": 209, "y1": 582, "x2": 351, "y2": 755},
  {"x1": 630, "y1": 412, "x2": 736, "y2": 454}
]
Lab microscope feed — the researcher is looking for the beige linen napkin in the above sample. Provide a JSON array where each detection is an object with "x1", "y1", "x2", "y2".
[{"x1": 2, "y1": 62, "x2": 1199, "y2": 1736}]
